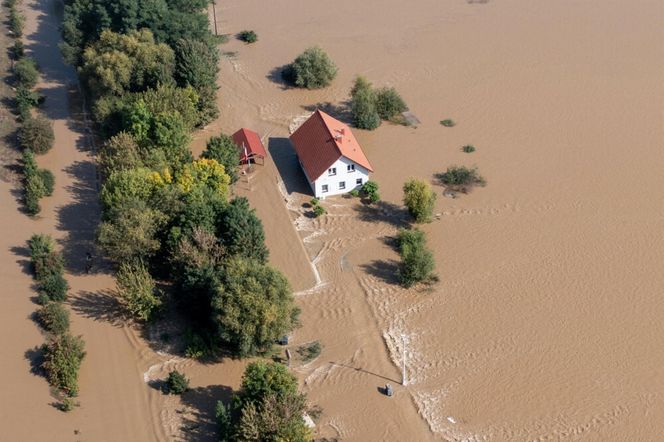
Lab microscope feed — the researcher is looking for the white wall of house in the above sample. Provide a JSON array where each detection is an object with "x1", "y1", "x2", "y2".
[{"x1": 310, "y1": 156, "x2": 369, "y2": 198}]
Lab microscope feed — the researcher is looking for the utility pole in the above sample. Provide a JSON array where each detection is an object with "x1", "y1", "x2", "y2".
[
  {"x1": 401, "y1": 334, "x2": 408, "y2": 386},
  {"x1": 211, "y1": 1, "x2": 218, "y2": 36}
]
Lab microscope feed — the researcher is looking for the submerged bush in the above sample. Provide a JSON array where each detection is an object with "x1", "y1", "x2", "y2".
[
  {"x1": 42, "y1": 333, "x2": 86, "y2": 397},
  {"x1": 238, "y1": 30, "x2": 258, "y2": 43},
  {"x1": 397, "y1": 228, "x2": 436, "y2": 287},
  {"x1": 462, "y1": 145, "x2": 476, "y2": 153},
  {"x1": 20, "y1": 116, "x2": 55, "y2": 154},
  {"x1": 360, "y1": 180, "x2": 380, "y2": 204},
  {"x1": 350, "y1": 77, "x2": 380, "y2": 130},
  {"x1": 403, "y1": 179, "x2": 436, "y2": 223},
  {"x1": 37, "y1": 302, "x2": 70, "y2": 335},
  {"x1": 166, "y1": 370, "x2": 190, "y2": 394},
  {"x1": 14, "y1": 57, "x2": 39, "y2": 89},
  {"x1": 287, "y1": 46, "x2": 337, "y2": 89},
  {"x1": 436, "y1": 165, "x2": 486, "y2": 190},
  {"x1": 375, "y1": 87, "x2": 408, "y2": 120}
]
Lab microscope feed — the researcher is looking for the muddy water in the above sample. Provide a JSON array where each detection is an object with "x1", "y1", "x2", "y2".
[{"x1": 206, "y1": 0, "x2": 664, "y2": 440}]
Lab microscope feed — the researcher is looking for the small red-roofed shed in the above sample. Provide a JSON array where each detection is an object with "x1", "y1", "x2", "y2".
[{"x1": 232, "y1": 128, "x2": 267, "y2": 165}]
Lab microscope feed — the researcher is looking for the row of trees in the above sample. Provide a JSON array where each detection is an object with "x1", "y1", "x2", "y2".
[
  {"x1": 28, "y1": 234, "x2": 85, "y2": 411},
  {"x1": 351, "y1": 76, "x2": 408, "y2": 130}
]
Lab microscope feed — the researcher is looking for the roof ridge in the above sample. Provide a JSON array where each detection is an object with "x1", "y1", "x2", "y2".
[{"x1": 316, "y1": 109, "x2": 345, "y2": 159}]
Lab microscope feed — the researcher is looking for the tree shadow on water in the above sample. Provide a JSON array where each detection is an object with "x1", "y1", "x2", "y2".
[
  {"x1": 179, "y1": 384, "x2": 234, "y2": 441},
  {"x1": 25, "y1": 346, "x2": 45, "y2": 378},
  {"x1": 70, "y1": 289, "x2": 127, "y2": 326},
  {"x1": 10, "y1": 244, "x2": 33, "y2": 276},
  {"x1": 360, "y1": 259, "x2": 400, "y2": 285},
  {"x1": 353, "y1": 200, "x2": 409, "y2": 229},
  {"x1": 302, "y1": 101, "x2": 352, "y2": 125}
]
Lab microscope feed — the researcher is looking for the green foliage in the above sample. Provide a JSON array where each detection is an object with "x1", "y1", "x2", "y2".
[
  {"x1": 403, "y1": 179, "x2": 436, "y2": 223},
  {"x1": 39, "y1": 273, "x2": 70, "y2": 302},
  {"x1": 288, "y1": 46, "x2": 337, "y2": 89},
  {"x1": 462, "y1": 144, "x2": 476, "y2": 153},
  {"x1": 175, "y1": 158, "x2": 231, "y2": 198},
  {"x1": 81, "y1": 29, "x2": 175, "y2": 96},
  {"x1": 313, "y1": 204, "x2": 326, "y2": 218},
  {"x1": 16, "y1": 86, "x2": 40, "y2": 121},
  {"x1": 38, "y1": 169, "x2": 55, "y2": 196},
  {"x1": 217, "y1": 197, "x2": 269, "y2": 263},
  {"x1": 37, "y1": 302, "x2": 71, "y2": 335},
  {"x1": 100, "y1": 167, "x2": 162, "y2": 213},
  {"x1": 296, "y1": 341, "x2": 322, "y2": 362},
  {"x1": 375, "y1": 87, "x2": 408, "y2": 120},
  {"x1": 360, "y1": 180, "x2": 380, "y2": 204},
  {"x1": 98, "y1": 132, "x2": 142, "y2": 175},
  {"x1": 116, "y1": 260, "x2": 162, "y2": 321},
  {"x1": 28, "y1": 234, "x2": 69, "y2": 301},
  {"x1": 309, "y1": 198, "x2": 319, "y2": 207},
  {"x1": 397, "y1": 228, "x2": 436, "y2": 288},
  {"x1": 9, "y1": 6, "x2": 24, "y2": 37},
  {"x1": 59, "y1": 396, "x2": 76, "y2": 412},
  {"x1": 212, "y1": 258, "x2": 299, "y2": 357},
  {"x1": 29, "y1": 233, "x2": 55, "y2": 260},
  {"x1": 184, "y1": 330, "x2": 212, "y2": 359},
  {"x1": 235, "y1": 361, "x2": 298, "y2": 408},
  {"x1": 216, "y1": 401, "x2": 233, "y2": 442},
  {"x1": 14, "y1": 57, "x2": 39, "y2": 89},
  {"x1": 174, "y1": 38, "x2": 219, "y2": 124},
  {"x1": 12, "y1": 39, "x2": 24, "y2": 59},
  {"x1": 166, "y1": 370, "x2": 189, "y2": 394},
  {"x1": 440, "y1": 119, "x2": 455, "y2": 127},
  {"x1": 19, "y1": 116, "x2": 55, "y2": 154},
  {"x1": 238, "y1": 30, "x2": 258, "y2": 43},
  {"x1": 202, "y1": 134, "x2": 240, "y2": 183},
  {"x1": 436, "y1": 165, "x2": 486, "y2": 189},
  {"x1": 349, "y1": 189, "x2": 360, "y2": 198},
  {"x1": 350, "y1": 77, "x2": 380, "y2": 130},
  {"x1": 42, "y1": 333, "x2": 86, "y2": 397},
  {"x1": 98, "y1": 200, "x2": 167, "y2": 263},
  {"x1": 23, "y1": 151, "x2": 54, "y2": 215}
]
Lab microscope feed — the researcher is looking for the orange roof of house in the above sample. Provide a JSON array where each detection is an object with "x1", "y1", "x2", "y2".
[
  {"x1": 232, "y1": 128, "x2": 267, "y2": 162},
  {"x1": 289, "y1": 110, "x2": 373, "y2": 181}
]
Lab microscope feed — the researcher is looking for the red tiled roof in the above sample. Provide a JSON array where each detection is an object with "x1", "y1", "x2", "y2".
[
  {"x1": 289, "y1": 110, "x2": 373, "y2": 181},
  {"x1": 232, "y1": 128, "x2": 267, "y2": 163}
]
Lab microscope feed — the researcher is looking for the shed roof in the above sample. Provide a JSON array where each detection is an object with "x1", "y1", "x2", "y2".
[
  {"x1": 289, "y1": 110, "x2": 373, "y2": 181},
  {"x1": 232, "y1": 128, "x2": 267, "y2": 163}
]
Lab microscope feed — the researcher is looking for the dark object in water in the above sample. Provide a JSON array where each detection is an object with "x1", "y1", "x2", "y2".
[
  {"x1": 384, "y1": 384, "x2": 394, "y2": 397},
  {"x1": 278, "y1": 335, "x2": 289, "y2": 345}
]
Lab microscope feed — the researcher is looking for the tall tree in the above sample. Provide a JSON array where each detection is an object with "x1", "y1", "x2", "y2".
[{"x1": 217, "y1": 197, "x2": 268, "y2": 263}]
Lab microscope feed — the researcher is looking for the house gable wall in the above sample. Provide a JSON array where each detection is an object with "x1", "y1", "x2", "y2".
[{"x1": 312, "y1": 156, "x2": 369, "y2": 198}]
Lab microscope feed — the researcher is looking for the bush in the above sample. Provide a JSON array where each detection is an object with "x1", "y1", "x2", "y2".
[
  {"x1": 42, "y1": 333, "x2": 86, "y2": 397},
  {"x1": 309, "y1": 198, "x2": 319, "y2": 207},
  {"x1": 215, "y1": 401, "x2": 232, "y2": 441},
  {"x1": 462, "y1": 144, "x2": 476, "y2": 153},
  {"x1": 238, "y1": 30, "x2": 258, "y2": 43},
  {"x1": 19, "y1": 116, "x2": 55, "y2": 154},
  {"x1": 14, "y1": 57, "x2": 39, "y2": 89},
  {"x1": 9, "y1": 7, "x2": 24, "y2": 37},
  {"x1": 16, "y1": 86, "x2": 40, "y2": 121},
  {"x1": 12, "y1": 40, "x2": 24, "y2": 59},
  {"x1": 37, "y1": 302, "x2": 70, "y2": 335},
  {"x1": 313, "y1": 204, "x2": 326, "y2": 218},
  {"x1": 440, "y1": 119, "x2": 455, "y2": 127},
  {"x1": 350, "y1": 77, "x2": 380, "y2": 130},
  {"x1": 115, "y1": 260, "x2": 161, "y2": 321},
  {"x1": 38, "y1": 169, "x2": 55, "y2": 196},
  {"x1": 166, "y1": 370, "x2": 189, "y2": 394},
  {"x1": 397, "y1": 228, "x2": 436, "y2": 287},
  {"x1": 360, "y1": 180, "x2": 380, "y2": 204},
  {"x1": 436, "y1": 165, "x2": 486, "y2": 190},
  {"x1": 375, "y1": 87, "x2": 408, "y2": 120},
  {"x1": 296, "y1": 341, "x2": 322, "y2": 362},
  {"x1": 39, "y1": 272, "x2": 69, "y2": 302},
  {"x1": 403, "y1": 179, "x2": 436, "y2": 223},
  {"x1": 288, "y1": 46, "x2": 337, "y2": 89},
  {"x1": 349, "y1": 189, "x2": 360, "y2": 198},
  {"x1": 29, "y1": 233, "x2": 55, "y2": 261},
  {"x1": 23, "y1": 152, "x2": 55, "y2": 215},
  {"x1": 184, "y1": 331, "x2": 211, "y2": 359}
]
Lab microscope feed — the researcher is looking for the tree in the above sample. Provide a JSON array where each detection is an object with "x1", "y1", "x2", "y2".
[
  {"x1": 37, "y1": 302, "x2": 70, "y2": 335},
  {"x1": 202, "y1": 134, "x2": 240, "y2": 183},
  {"x1": 81, "y1": 29, "x2": 175, "y2": 96},
  {"x1": 403, "y1": 179, "x2": 436, "y2": 223},
  {"x1": 288, "y1": 46, "x2": 337, "y2": 89},
  {"x1": 100, "y1": 167, "x2": 164, "y2": 213},
  {"x1": 99, "y1": 132, "x2": 142, "y2": 175},
  {"x1": 175, "y1": 158, "x2": 231, "y2": 198},
  {"x1": 375, "y1": 87, "x2": 408, "y2": 120},
  {"x1": 211, "y1": 258, "x2": 299, "y2": 357},
  {"x1": 436, "y1": 165, "x2": 486, "y2": 192},
  {"x1": 116, "y1": 260, "x2": 161, "y2": 321},
  {"x1": 19, "y1": 116, "x2": 55, "y2": 154},
  {"x1": 42, "y1": 333, "x2": 86, "y2": 397},
  {"x1": 350, "y1": 77, "x2": 380, "y2": 130},
  {"x1": 98, "y1": 200, "x2": 167, "y2": 263},
  {"x1": 235, "y1": 361, "x2": 298, "y2": 408},
  {"x1": 360, "y1": 180, "x2": 380, "y2": 203},
  {"x1": 174, "y1": 38, "x2": 219, "y2": 124},
  {"x1": 14, "y1": 57, "x2": 39, "y2": 88},
  {"x1": 217, "y1": 197, "x2": 268, "y2": 263},
  {"x1": 397, "y1": 228, "x2": 436, "y2": 287},
  {"x1": 166, "y1": 370, "x2": 189, "y2": 394}
]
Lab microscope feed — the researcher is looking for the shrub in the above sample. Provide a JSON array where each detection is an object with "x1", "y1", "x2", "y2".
[
  {"x1": 350, "y1": 77, "x2": 380, "y2": 130},
  {"x1": 215, "y1": 401, "x2": 232, "y2": 441},
  {"x1": 14, "y1": 57, "x2": 39, "y2": 89},
  {"x1": 288, "y1": 46, "x2": 337, "y2": 89},
  {"x1": 166, "y1": 370, "x2": 189, "y2": 394},
  {"x1": 403, "y1": 179, "x2": 436, "y2": 223},
  {"x1": 296, "y1": 341, "x2": 322, "y2": 362},
  {"x1": 184, "y1": 331, "x2": 211, "y2": 359},
  {"x1": 436, "y1": 165, "x2": 486, "y2": 191},
  {"x1": 19, "y1": 116, "x2": 55, "y2": 154},
  {"x1": 349, "y1": 189, "x2": 360, "y2": 197},
  {"x1": 23, "y1": 152, "x2": 55, "y2": 215},
  {"x1": 375, "y1": 87, "x2": 408, "y2": 120},
  {"x1": 313, "y1": 204, "x2": 326, "y2": 218},
  {"x1": 12, "y1": 40, "x2": 24, "y2": 59},
  {"x1": 29, "y1": 233, "x2": 55, "y2": 261},
  {"x1": 397, "y1": 228, "x2": 436, "y2": 287},
  {"x1": 39, "y1": 272, "x2": 69, "y2": 302},
  {"x1": 360, "y1": 180, "x2": 380, "y2": 204},
  {"x1": 9, "y1": 7, "x2": 24, "y2": 37},
  {"x1": 440, "y1": 119, "x2": 455, "y2": 127},
  {"x1": 115, "y1": 260, "x2": 161, "y2": 321},
  {"x1": 309, "y1": 198, "x2": 319, "y2": 207},
  {"x1": 16, "y1": 86, "x2": 40, "y2": 121},
  {"x1": 42, "y1": 333, "x2": 86, "y2": 397},
  {"x1": 37, "y1": 302, "x2": 70, "y2": 335},
  {"x1": 462, "y1": 145, "x2": 476, "y2": 153},
  {"x1": 238, "y1": 30, "x2": 258, "y2": 43},
  {"x1": 38, "y1": 169, "x2": 55, "y2": 196}
]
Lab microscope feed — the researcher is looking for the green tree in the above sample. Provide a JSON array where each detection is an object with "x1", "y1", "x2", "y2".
[
  {"x1": 116, "y1": 260, "x2": 162, "y2": 321},
  {"x1": 397, "y1": 228, "x2": 436, "y2": 288},
  {"x1": 202, "y1": 134, "x2": 240, "y2": 183},
  {"x1": 37, "y1": 302, "x2": 71, "y2": 335},
  {"x1": 217, "y1": 197, "x2": 268, "y2": 263},
  {"x1": 174, "y1": 38, "x2": 218, "y2": 124},
  {"x1": 403, "y1": 179, "x2": 436, "y2": 223},
  {"x1": 99, "y1": 132, "x2": 142, "y2": 175},
  {"x1": 175, "y1": 158, "x2": 231, "y2": 199},
  {"x1": 100, "y1": 167, "x2": 165, "y2": 214},
  {"x1": 212, "y1": 258, "x2": 299, "y2": 357},
  {"x1": 350, "y1": 77, "x2": 380, "y2": 130},
  {"x1": 288, "y1": 46, "x2": 337, "y2": 89},
  {"x1": 375, "y1": 87, "x2": 408, "y2": 120},
  {"x1": 14, "y1": 57, "x2": 39, "y2": 88},
  {"x1": 42, "y1": 333, "x2": 86, "y2": 397},
  {"x1": 235, "y1": 361, "x2": 298, "y2": 408},
  {"x1": 166, "y1": 369, "x2": 189, "y2": 394},
  {"x1": 20, "y1": 116, "x2": 55, "y2": 154},
  {"x1": 360, "y1": 180, "x2": 380, "y2": 204}
]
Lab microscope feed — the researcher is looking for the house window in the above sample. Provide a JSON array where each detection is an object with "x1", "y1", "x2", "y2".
[
  {"x1": 339, "y1": 181, "x2": 346, "y2": 190},
  {"x1": 322, "y1": 184, "x2": 329, "y2": 193},
  {"x1": 347, "y1": 164, "x2": 355, "y2": 172},
  {"x1": 328, "y1": 167, "x2": 337, "y2": 176},
  {"x1": 356, "y1": 178, "x2": 363, "y2": 186}
]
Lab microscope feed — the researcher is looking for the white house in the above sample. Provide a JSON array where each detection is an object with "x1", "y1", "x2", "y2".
[{"x1": 290, "y1": 110, "x2": 373, "y2": 198}]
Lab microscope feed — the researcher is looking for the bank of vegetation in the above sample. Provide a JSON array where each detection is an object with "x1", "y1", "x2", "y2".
[{"x1": 350, "y1": 76, "x2": 408, "y2": 130}]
